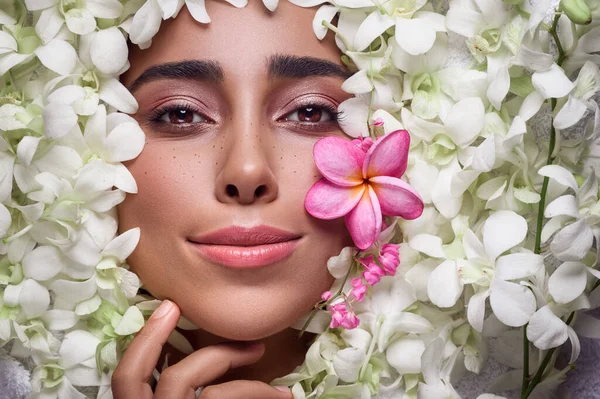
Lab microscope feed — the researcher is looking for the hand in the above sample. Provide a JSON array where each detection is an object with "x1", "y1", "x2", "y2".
[{"x1": 112, "y1": 300, "x2": 293, "y2": 399}]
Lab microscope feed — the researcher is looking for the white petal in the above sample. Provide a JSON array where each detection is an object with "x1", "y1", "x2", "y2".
[
  {"x1": 527, "y1": 306, "x2": 568, "y2": 350},
  {"x1": 103, "y1": 227, "x2": 140, "y2": 262},
  {"x1": 409, "y1": 233, "x2": 445, "y2": 258},
  {"x1": 86, "y1": 0, "x2": 123, "y2": 18},
  {"x1": 353, "y1": 11, "x2": 395, "y2": 52},
  {"x1": 114, "y1": 163, "x2": 138, "y2": 193},
  {"x1": 41, "y1": 309, "x2": 79, "y2": 330},
  {"x1": 554, "y1": 96, "x2": 588, "y2": 130},
  {"x1": 445, "y1": 6, "x2": 482, "y2": 37},
  {"x1": 75, "y1": 160, "x2": 116, "y2": 193},
  {"x1": 19, "y1": 279, "x2": 50, "y2": 319},
  {"x1": 65, "y1": 8, "x2": 97, "y2": 35},
  {"x1": 518, "y1": 90, "x2": 545, "y2": 121},
  {"x1": 467, "y1": 289, "x2": 490, "y2": 333},
  {"x1": 567, "y1": 326, "x2": 580, "y2": 364},
  {"x1": 427, "y1": 259, "x2": 463, "y2": 308},
  {"x1": 483, "y1": 210, "x2": 527, "y2": 261},
  {"x1": 34, "y1": 39, "x2": 76, "y2": 75},
  {"x1": 59, "y1": 330, "x2": 101, "y2": 368},
  {"x1": 99, "y1": 78, "x2": 139, "y2": 114},
  {"x1": 22, "y1": 245, "x2": 64, "y2": 281},
  {"x1": 386, "y1": 337, "x2": 425, "y2": 374},
  {"x1": 185, "y1": 0, "x2": 211, "y2": 23},
  {"x1": 326, "y1": 246, "x2": 354, "y2": 279},
  {"x1": 130, "y1": 0, "x2": 163, "y2": 44},
  {"x1": 43, "y1": 102, "x2": 77, "y2": 138},
  {"x1": 495, "y1": 253, "x2": 544, "y2": 281},
  {"x1": 545, "y1": 195, "x2": 580, "y2": 219},
  {"x1": 24, "y1": 0, "x2": 57, "y2": 11},
  {"x1": 0, "y1": 203, "x2": 11, "y2": 238},
  {"x1": 104, "y1": 122, "x2": 146, "y2": 162},
  {"x1": 333, "y1": 347, "x2": 365, "y2": 383},
  {"x1": 551, "y1": 218, "x2": 593, "y2": 261},
  {"x1": 531, "y1": 64, "x2": 575, "y2": 99},
  {"x1": 487, "y1": 62, "x2": 510, "y2": 111},
  {"x1": 395, "y1": 16, "x2": 436, "y2": 56},
  {"x1": 35, "y1": 6, "x2": 64, "y2": 43},
  {"x1": 548, "y1": 261, "x2": 587, "y2": 303},
  {"x1": 91, "y1": 27, "x2": 128, "y2": 75},
  {"x1": 538, "y1": 165, "x2": 578, "y2": 191},
  {"x1": 489, "y1": 279, "x2": 536, "y2": 327},
  {"x1": 313, "y1": 5, "x2": 338, "y2": 40},
  {"x1": 337, "y1": 97, "x2": 369, "y2": 138},
  {"x1": 113, "y1": 306, "x2": 145, "y2": 335},
  {"x1": 444, "y1": 98, "x2": 484, "y2": 147},
  {"x1": 513, "y1": 45, "x2": 554, "y2": 71},
  {"x1": 262, "y1": 0, "x2": 279, "y2": 11},
  {"x1": 47, "y1": 84, "x2": 86, "y2": 105}
]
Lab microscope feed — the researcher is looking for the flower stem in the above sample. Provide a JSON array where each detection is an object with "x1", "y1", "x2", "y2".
[
  {"x1": 523, "y1": 12, "x2": 566, "y2": 397},
  {"x1": 297, "y1": 259, "x2": 357, "y2": 338}
]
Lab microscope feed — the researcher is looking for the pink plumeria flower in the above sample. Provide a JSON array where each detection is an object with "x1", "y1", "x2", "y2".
[
  {"x1": 350, "y1": 277, "x2": 368, "y2": 302},
  {"x1": 305, "y1": 130, "x2": 424, "y2": 250}
]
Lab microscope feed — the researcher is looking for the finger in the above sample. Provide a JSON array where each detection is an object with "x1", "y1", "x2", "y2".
[
  {"x1": 112, "y1": 300, "x2": 180, "y2": 399},
  {"x1": 153, "y1": 341, "x2": 266, "y2": 399},
  {"x1": 199, "y1": 380, "x2": 292, "y2": 399}
]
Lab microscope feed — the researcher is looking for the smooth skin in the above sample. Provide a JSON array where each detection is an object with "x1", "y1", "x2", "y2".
[{"x1": 115, "y1": 0, "x2": 353, "y2": 397}]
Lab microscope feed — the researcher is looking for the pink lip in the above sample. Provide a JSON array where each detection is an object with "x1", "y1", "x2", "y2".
[{"x1": 188, "y1": 225, "x2": 302, "y2": 268}]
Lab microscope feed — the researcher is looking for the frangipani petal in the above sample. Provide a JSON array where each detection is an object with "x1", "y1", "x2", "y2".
[
  {"x1": 305, "y1": 179, "x2": 365, "y2": 219},
  {"x1": 369, "y1": 176, "x2": 423, "y2": 219},
  {"x1": 345, "y1": 185, "x2": 381, "y2": 250},
  {"x1": 314, "y1": 136, "x2": 365, "y2": 186},
  {"x1": 364, "y1": 130, "x2": 410, "y2": 178}
]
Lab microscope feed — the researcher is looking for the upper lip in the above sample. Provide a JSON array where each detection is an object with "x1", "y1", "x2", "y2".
[{"x1": 189, "y1": 225, "x2": 302, "y2": 246}]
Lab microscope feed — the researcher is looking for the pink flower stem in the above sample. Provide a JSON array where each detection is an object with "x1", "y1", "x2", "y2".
[{"x1": 297, "y1": 257, "x2": 358, "y2": 338}]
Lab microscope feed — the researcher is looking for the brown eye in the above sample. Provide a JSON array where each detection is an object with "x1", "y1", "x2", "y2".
[
  {"x1": 286, "y1": 106, "x2": 333, "y2": 123},
  {"x1": 159, "y1": 108, "x2": 205, "y2": 124}
]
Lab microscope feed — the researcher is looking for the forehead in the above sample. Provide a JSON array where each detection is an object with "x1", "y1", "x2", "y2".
[{"x1": 123, "y1": 1, "x2": 343, "y2": 85}]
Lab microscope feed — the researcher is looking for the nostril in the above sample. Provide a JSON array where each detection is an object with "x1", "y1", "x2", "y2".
[
  {"x1": 255, "y1": 185, "x2": 267, "y2": 198},
  {"x1": 226, "y1": 184, "x2": 238, "y2": 197}
]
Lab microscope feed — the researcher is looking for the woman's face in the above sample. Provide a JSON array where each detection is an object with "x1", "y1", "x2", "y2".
[{"x1": 118, "y1": 0, "x2": 354, "y2": 341}]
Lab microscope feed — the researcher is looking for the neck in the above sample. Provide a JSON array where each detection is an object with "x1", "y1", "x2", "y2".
[{"x1": 160, "y1": 327, "x2": 315, "y2": 384}]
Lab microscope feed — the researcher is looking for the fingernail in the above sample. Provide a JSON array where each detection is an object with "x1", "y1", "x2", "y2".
[
  {"x1": 151, "y1": 300, "x2": 173, "y2": 320},
  {"x1": 274, "y1": 386, "x2": 290, "y2": 392}
]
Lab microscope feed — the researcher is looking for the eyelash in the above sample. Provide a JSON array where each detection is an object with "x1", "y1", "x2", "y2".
[{"x1": 147, "y1": 101, "x2": 347, "y2": 130}]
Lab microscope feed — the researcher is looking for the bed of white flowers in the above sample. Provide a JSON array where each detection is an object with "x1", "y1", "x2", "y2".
[{"x1": 1, "y1": 0, "x2": 600, "y2": 398}]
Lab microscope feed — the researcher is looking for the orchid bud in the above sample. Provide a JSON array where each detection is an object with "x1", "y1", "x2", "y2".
[{"x1": 560, "y1": 0, "x2": 592, "y2": 25}]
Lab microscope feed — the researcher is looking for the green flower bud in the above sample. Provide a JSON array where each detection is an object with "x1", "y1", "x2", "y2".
[{"x1": 560, "y1": 0, "x2": 592, "y2": 25}]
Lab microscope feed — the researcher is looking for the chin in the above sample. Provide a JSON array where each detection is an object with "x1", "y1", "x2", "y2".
[{"x1": 182, "y1": 298, "x2": 307, "y2": 341}]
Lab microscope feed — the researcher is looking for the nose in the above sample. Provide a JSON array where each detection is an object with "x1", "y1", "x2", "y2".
[{"x1": 215, "y1": 126, "x2": 278, "y2": 206}]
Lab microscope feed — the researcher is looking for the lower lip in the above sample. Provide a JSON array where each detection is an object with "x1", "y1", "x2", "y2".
[{"x1": 189, "y1": 239, "x2": 300, "y2": 268}]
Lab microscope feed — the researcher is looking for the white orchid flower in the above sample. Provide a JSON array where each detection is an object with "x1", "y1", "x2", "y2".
[
  {"x1": 541, "y1": 165, "x2": 600, "y2": 262},
  {"x1": 76, "y1": 30, "x2": 138, "y2": 114},
  {"x1": 60, "y1": 105, "x2": 145, "y2": 193},
  {"x1": 0, "y1": 25, "x2": 77, "y2": 76},
  {"x1": 24, "y1": 0, "x2": 123, "y2": 40},
  {"x1": 417, "y1": 337, "x2": 461, "y2": 399},
  {"x1": 393, "y1": 33, "x2": 487, "y2": 121},
  {"x1": 429, "y1": 211, "x2": 543, "y2": 331},
  {"x1": 554, "y1": 61, "x2": 600, "y2": 130}
]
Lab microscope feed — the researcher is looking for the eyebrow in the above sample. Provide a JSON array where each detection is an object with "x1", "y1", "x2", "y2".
[{"x1": 127, "y1": 55, "x2": 351, "y2": 93}]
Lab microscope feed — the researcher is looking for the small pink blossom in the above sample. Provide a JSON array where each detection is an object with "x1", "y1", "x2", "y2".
[
  {"x1": 350, "y1": 277, "x2": 368, "y2": 302},
  {"x1": 305, "y1": 130, "x2": 424, "y2": 250},
  {"x1": 378, "y1": 243, "x2": 400, "y2": 275},
  {"x1": 373, "y1": 117, "x2": 384, "y2": 127},
  {"x1": 329, "y1": 302, "x2": 360, "y2": 329},
  {"x1": 321, "y1": 291, "x2": 332, "y2": 301}
]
